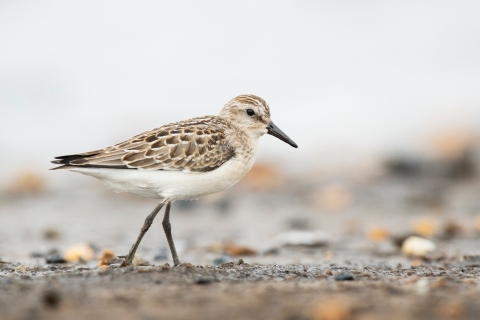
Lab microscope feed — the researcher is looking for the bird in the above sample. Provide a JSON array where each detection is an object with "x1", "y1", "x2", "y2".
[{"x1": 51, "y1": 94, "x2": 298, "y2": 267}]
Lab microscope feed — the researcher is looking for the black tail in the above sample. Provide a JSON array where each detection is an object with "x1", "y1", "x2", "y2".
[
  {"x1": 51, "y1": 153, "x2": 100, "y2": 165},
  {"x1": 50, "y1": 151, "x2": 129, "y2": 170}
]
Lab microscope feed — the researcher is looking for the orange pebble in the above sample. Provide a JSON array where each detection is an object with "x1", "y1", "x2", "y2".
[{"x1": 368, "y1": 227, "x2": 389, "y2": 242}]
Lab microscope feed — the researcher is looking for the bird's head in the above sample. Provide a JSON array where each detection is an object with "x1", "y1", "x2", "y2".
[{"x1": 219, "y1": 94, "x2": 298, "y2": 148}]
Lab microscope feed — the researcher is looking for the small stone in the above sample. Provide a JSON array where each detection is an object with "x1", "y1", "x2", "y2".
[
  {"x1": 441, "y1": 221, "x2": 464, "y2": 239},
  {"x1": 413, "y1": 218, "x2": 437, "y2": 238},
  {"x1": 402, "y1": 236, "x2": 436, "y2": 257},
  {"x1": 64, "y1": 243, "x2": 95, "y2": 263},
  {"x1": 15, "y1": 265, "x2": 26, "y2": 272},
  {"x1": 368, "y1": 227, "x2": 389, "y2": 242},
  {"x1": 153, "y1": 248, "x2": 169, "y2": 261},
  {"x1": 43, "y1": 228, "x2": 61, "y2": 241},
  {"x1": 263, "y1": 248, "x2": 279, "y2": 255},
  {"x1": 161, "y1": 263, "x2": 170, "y2": 270},
  {"x1": 185, "y1": 263, "x2": 194, "y2": 269},
  {"x1": 30, "y1": 252, "x2": 44, "y2": 258},
  {"x1": 132, "y1": 255, "x2": 150, "y2": 267},
  {"x1": 45, "y1": 252, "x2": 67, "y2": 264},
  {"x1": 226, "y1": 244, "x2": 257, "y2": 257},
  {"x1": 237, "y1": 259, "x2": 245, "y2": 265},
  {"x1": 334, "y1": 271, "x2": 354, "y2": 281},
  {"x1": 97, "y1": 248, "x2": 116, "y2": 266},
  {"x1": 325, "y1": 269, "x2": 333, "y2": 275},
  {"x1": 213, "y1": 255, "x2": 230, "y2": 266},
  {"x1": 220, "y1": 262, "x2": 235, "y2": 268}
]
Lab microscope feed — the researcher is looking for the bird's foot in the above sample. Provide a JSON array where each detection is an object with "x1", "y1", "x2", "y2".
[{"x1": 118, "y1": 255, "x2": 134, "y2": 268}]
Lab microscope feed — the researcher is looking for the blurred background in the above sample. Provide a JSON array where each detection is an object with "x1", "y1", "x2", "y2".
[{"x1": 1, "y1": 0, "x2": 480, "y2": 267}]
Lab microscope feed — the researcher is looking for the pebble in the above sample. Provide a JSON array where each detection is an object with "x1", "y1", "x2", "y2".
[
  {"x1": 153, "y1": 248, "x2": 169, "y2": 261},
  {"x1": 132, "y1": 255, "x2": 150, "y2": 267},
  {"x1": 226, "y1": 244, "x2": 257, "y2": 257},
  {"x1": 97, "y1": 249, "x2": 117, "y2": 266},
  {"x1": 441, "y1": 221, "x2": 464, "y2": 239},
  {"x1": 45, "y1": 252, "x2": 67, "y2": 264},
  {"x1": 161, "y1": 263, "x2": 170, "y2": 270},
  {"x1": 64, "y1": 243, "x2": 95, "y2": 263},
  {"x1": 413, "y1": 219, "x2": 437, "y2": 237},
  {"x1": 368, "y1": 227, "x2": 389, "y2": 242},
  {"x1": 30, "y1": 252, "x2": 44, "y2": 258},
  {"x1": 220, "y1": 262, "x2": 236, "y2": 268},
  {"x1": 213, "y1": 255, "x2": 230, "y2": 266},
  {"x1": 334, "y1": 271, "x2": 354, "y2": 281},
  {"x1": 14, "y1": 265, "x2": 26, "y2": 272},
  {"x1": 207, "y1": 242, "x2": 256, "y2": 256},
  {"x1": 401, "y1": 236, "x2": 436, "y2": 257},
  {"x1": 43, "y1": 228, "x2": 61, "y2": 241}
]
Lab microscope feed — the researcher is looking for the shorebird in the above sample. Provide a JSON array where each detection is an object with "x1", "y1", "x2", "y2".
[{"x1": 51, "y1": 94, "x2": 297, "y2": 267}]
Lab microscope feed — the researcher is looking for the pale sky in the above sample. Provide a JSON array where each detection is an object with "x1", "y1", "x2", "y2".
[{"x1": 1, "y1": 1, "x2": 479, "y2": 178}]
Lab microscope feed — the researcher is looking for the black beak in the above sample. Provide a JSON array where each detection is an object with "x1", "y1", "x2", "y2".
[{"x1": 267, "y1": 121, "x2": 298, "y2": 148}]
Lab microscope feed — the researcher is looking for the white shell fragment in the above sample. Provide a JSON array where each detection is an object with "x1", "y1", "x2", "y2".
[{"x1": 401, "y1": 236, "x2": 436, "y2": 257}]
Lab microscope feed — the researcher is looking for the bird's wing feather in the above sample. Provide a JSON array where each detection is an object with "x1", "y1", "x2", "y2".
[{"x1": 51, "y1": 117, "x2": 236, "y2": 172}]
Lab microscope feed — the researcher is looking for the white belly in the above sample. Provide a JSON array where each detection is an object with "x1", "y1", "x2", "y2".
[{"x1": 69, "y1": 157, "x2": 254, "y2": 200}]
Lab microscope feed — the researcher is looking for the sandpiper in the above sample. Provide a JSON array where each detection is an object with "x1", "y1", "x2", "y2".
[{"x1": 51, "y1": 94, "x2": 297, "y2": 266}]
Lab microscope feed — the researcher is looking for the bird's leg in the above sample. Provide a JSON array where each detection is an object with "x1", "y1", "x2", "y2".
[
  {"x1": 162, "y1": 202, "x2": 180, "y2": 266},
  {"x1": 120, "y1": 199, "x2": 167, "y2": 267}
]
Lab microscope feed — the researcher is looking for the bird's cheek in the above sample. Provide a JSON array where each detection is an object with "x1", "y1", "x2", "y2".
[{"x1": 258, "y1": 127, "x2": 268, "y2": 135}]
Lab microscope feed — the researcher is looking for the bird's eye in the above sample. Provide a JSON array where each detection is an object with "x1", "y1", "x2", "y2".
[{"x1": 246, "y1": 109, "x2": 255, "y2": 116}]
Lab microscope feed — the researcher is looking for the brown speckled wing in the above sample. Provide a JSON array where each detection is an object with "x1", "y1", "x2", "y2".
[{"x1": 52, "y1": 116, "x2": 236, "y2": 172}]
